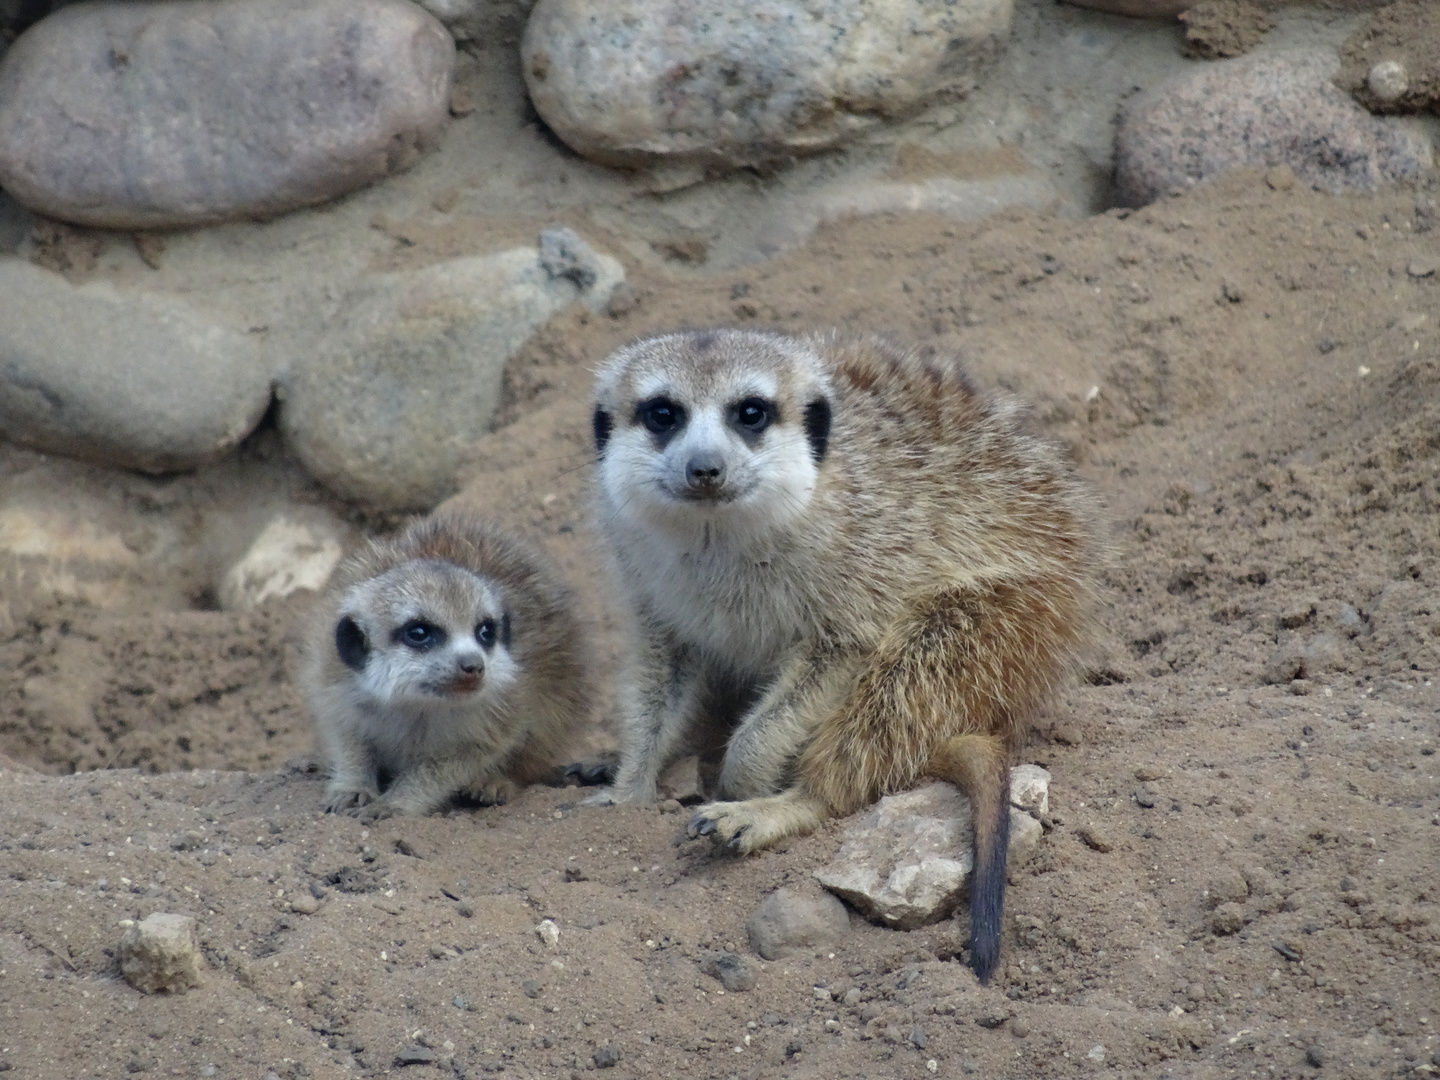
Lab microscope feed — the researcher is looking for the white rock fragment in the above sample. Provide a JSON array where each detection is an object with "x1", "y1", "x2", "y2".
[
  {"x1": 218, "y1": 514, "x2": 345, "y2": 611},
  {"x1": 1367, "y1": 60, "x2": 1408, "y2": 105},
  {"x1": 118, "y1": 913, "x2": 204, "y2": 994},
  {"x1": 814, "y1": 768, "x2": 1047, "y2": 930},
  {"x1": 535, "y1": 919, "x2": 560, "y2": 947}
]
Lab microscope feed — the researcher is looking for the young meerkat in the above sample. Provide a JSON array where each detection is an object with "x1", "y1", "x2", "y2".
[
  {"x1": 302, "y1": 508, "x2": 588, "y2": 819},
  {"x1": 590, "y1": 329, "x2": 1097, "y2": 983}
]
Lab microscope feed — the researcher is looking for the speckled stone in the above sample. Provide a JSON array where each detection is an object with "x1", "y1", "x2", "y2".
[
  {"x1": 522, "y1": 0, "x2": 1011, "y2": 174},
  {"x1": 0, "y1": 0, "x2": 453, "y2": 228},
  {"x1": 1116, "y1": 50, "x2": 1431, "y2": 208}
]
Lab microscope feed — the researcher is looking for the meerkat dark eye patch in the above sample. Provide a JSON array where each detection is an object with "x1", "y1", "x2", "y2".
[
  {"x1": 475, "y1": 619, "x2": 497, "y2": 649},
  {"x1": 636, "y1": 397, "x2": 686, "y2": 444},
  {"x1": 394, "y1": 620, "x2": 446, "y2": 651},
  {"x1": 335, "y1": 616, "x2": 370, "y2": 672},
  {"x1": 592, "y1": 407, "x2": 613, "y2": 455},
  {"x1": 731, "y1": 396, "x2": 776, "y2": 437},
  {"x1": 804, "y1": 398, "x2": 832, "y2": 463}
]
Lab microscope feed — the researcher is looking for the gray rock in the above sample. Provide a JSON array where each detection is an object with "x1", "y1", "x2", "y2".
[
  {"x1": 539, "y1": 226, "x2": 600, "y2": 290},
  {"x1": 279, "y1": 242, "x2": 622, "y2": 509},
  {"x1": 1116, "y1": 50, "x2": 1431, "y2": 208},
  {"x1": 0, "y1": 0, "x2": 453, "y2": 229},
  {"x1": 700, "y1": 951, "x2": 758, "y2": 992},
  {"x1": 746, "y1": 886, "x2": 851, "y2": 961},
  {"x1": 813, "y1": 771, "x2": 1046, "y2": 930},
  {"x1": 0, "y1": 258, "x2": 271, "y2": 472},
  {"x1": 522, "y1": 0, "x2": 1011, "y2": 174},
  {"x1": 118, "y1": 913, "x2": 203, "y2": 994}
]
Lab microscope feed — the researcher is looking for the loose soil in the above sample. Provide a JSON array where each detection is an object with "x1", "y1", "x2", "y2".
[{"x1": 3, "y1": 171, "x2": 1439, "y2": 1080}]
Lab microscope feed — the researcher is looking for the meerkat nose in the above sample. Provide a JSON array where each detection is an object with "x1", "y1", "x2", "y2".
[
  {"x1": 458, "y1": 657, "x2": 482, "y2": 674},
  {"x1": 685, "y1": 451, "x2": 726, "y2": 491}
]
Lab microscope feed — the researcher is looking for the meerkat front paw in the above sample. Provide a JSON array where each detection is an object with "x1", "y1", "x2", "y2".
[
  {"x1": 686, "y1": 800, "x2": 768, "y2": 853},
  {"x1": 465, "y1": 777, "x2": 516, "y2": 807},
  {"x1": 322, "y1": 786, "x2": 378, "y2": 815},
  {"x1": 688, "y1": 792, "x2": 827, "y2": 854}
]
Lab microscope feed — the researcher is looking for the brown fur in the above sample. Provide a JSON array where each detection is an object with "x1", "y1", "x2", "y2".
[
  {"x1": 592, "y1": 330, "x2": 1099, "y2": 981},
  {"x1": 302, "y1": 508, "x2": 590, "y2": 818}
]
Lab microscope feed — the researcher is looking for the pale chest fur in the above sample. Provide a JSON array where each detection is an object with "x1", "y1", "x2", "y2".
[{"x1": 613, "y1": 519, "x2": 820, "y2": 678}]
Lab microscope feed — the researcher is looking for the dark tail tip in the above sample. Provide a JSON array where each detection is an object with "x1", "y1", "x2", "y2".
[{"x1": 967, "y1": 798, "x2": 1011, "y2": 985}]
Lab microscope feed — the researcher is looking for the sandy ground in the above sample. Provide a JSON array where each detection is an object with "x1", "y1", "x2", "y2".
[{"x1": 1, "y1": 168, "x2": 1438, "y2": 1079}]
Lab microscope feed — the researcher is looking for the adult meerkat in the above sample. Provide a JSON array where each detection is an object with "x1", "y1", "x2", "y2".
[
  {"x1": 591, "y1": 329, "x2": 1096, "y2": 982},
  {"x1": 302, "y1": 508, "x2": 588, "y2": 819}
]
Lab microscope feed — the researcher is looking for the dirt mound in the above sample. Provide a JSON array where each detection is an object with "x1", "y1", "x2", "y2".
[{"x1": 2, "y1": 172, "x2": 1439, "y2": 1079}]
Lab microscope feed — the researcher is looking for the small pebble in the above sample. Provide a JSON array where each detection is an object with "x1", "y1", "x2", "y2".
[
  {"x1": 842, "y1": 987, "x2": 863, "y2": 1007},
  {"x1": 1133, "y1": 785, "x2": 1157, "y2": 808},
  {"x1": 910, "y1": 1026, "x2": 927, "y2": 1050},
  {"x1": 1408, "y1": 258, "x2": 1437, "y2": 279},
  {"x1": 814, "y1": 986, "x2": 833, "y2": 1001},
  {"x1": 535, "y1": 919, "x2": 560, "y2": 947},
  {"x1": 1367, "y1": 60, "x2": 1408, "y2": 104},
  {"x1": 522, "y1": 979, "x2": 542, "y2": 998},
  {"x1": 593, "y1": 1045, "x2": 622, "y2": 1069},
  {"x1": 290, "y1": 893, "x2": 320, "y2": 915},
  {"x1": 1133, "y1": 765, "x2": 1164, "y2": 781},
  {"x1": 824, "y1": 1019, "x2": 842, "y2": 1033},
  {"x1": 1210, "y1": 902, "x2": 1245, "y2": 935},
  {"x1": 1306, "y1": 1044, "x2": 1325, "y2": 1068},
  {"x1": 1077, "y1": 825, "x2": 1113, "y2": 853},
  {"x1": 394, "y1": 1046, "x2": 435, "y2": 1066},
  {"x1": 1317, "y1": 338, "x2": 1336, "y2": 355},
  {"x1": 1186, "y1": 982, "x2": 1206, "y2": 1001},
  {"x1": 1010, "y1": 1019, "x2": 1030, "y2": 1039},
  {"x1": 456, "y1": 902, "x2": 473, "y2": 918}
]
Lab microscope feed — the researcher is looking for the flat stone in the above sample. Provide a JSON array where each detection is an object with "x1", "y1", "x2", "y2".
[
  {"x1": 118, "y1": 913, "x2": 203, "y2": 994},
  {"x1": 0, "y1": 0, "x2": 453, "y2": 229},
  {"x1": 522, "y1": 0, "x2": 1011, "y2": 174},
  {"x1": 746, "y1": 887, "x2": 851, "y2": 961},
  {"x1": 217, "y1": 512, "x2": 345, "y2": 612},
  {"x1": 1116, "y1": 50, "x2": 1431, "y2": 208},
  {"x1": 813, "y1": 771, "x2": 1047, "y2": 930},
  {"x1": 278, "y1": 240, "x2": 622, "y2": 509},
  {"x1": 0, "y1": 259, "x2": 271, "y2": 473}
]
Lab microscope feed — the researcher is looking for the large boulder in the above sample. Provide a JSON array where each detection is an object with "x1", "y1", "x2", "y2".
[
  {"x1": 1115, "y1": 50, "x2": 1431, "y2": 208},
  {"x1": 522, "y1": 0, "x2": 1011, "y2": 175},
  {"x1": 278, "y1": 235, "x2": 623, "y2": 510},
  {"x1": 0, "y1": 258, "x2": 272, "y2": 472},
  {"x1": 0, "y1": 0, "x2": 453, "y2": 229}
]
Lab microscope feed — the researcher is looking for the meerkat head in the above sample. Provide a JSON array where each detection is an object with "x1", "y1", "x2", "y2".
[
  {"x1": 331, "y1": 558, "x2": 518, "y2": 707},
  {"x1": 592, "y1": 329, "x2": 833, "y2": 537}
]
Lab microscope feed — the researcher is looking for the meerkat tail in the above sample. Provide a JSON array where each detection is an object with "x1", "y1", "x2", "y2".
[
  {"x1": 798, "y1": 578, "x2": 1084, "y2": 979},
  {"x1": 928, "y1": 732, "x2": 1012, "y2": 984}
]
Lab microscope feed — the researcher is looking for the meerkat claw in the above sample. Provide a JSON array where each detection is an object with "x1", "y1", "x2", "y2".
[{"x1": 686, "y1": 813, "x2": 718, "y2": 838}]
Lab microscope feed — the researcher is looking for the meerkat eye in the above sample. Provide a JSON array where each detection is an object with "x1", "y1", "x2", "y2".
[
  {"x1": 475, "y1": 619, "x2": 497, "y2": 649},
  {"x1": 733, "y1": 397, "x2": 774, "y2": 434},
  {"x1": 395, "y1": 620, "x2": 445, "y2": 650},
  {"x1": 636, "y1": 397, "x2": 685, "y2": 435}
]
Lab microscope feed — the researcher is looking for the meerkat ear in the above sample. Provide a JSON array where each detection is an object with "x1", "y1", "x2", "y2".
[
  {"x1": 592, "y1": 406, "x2": 613, "y2": 456},
  {"x1": 803, "y1": 398, "x2": 832, "y2": 463},
  {"x1": 334, "y1": 616, "x2": 370, "y2": 672}
]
